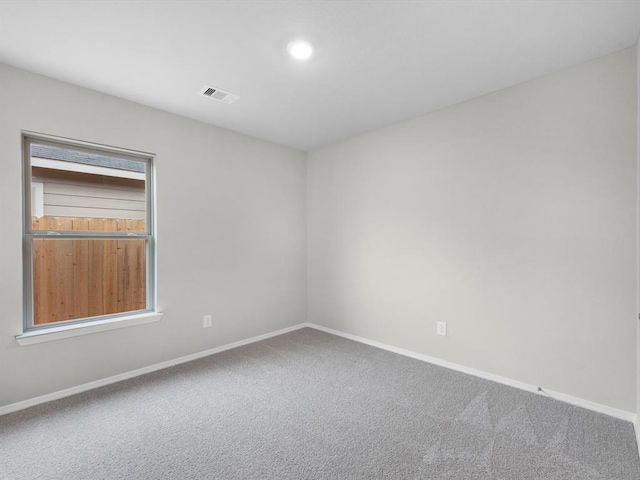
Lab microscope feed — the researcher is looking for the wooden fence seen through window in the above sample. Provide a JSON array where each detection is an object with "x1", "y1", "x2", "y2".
[{"x1": 31, "y1": 216, "x2": 147, "y2": 325}]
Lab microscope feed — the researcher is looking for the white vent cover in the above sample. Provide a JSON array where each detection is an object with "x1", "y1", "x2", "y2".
[{"x1": 198, "y1": 85, "x2": 240, "y2": 104}]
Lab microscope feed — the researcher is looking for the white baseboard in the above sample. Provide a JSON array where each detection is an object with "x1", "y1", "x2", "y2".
[
  {"x1": 0, "y1": 323, "x2": 308, "y2": 417},
  {"x1": 305, "y1": 322, "x2": 638, "y2": 424},
  {"x1": 2, "y1": 320, "x2": 638, "y2": 436}
]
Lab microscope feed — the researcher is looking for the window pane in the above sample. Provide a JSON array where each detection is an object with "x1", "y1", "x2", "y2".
[
  {"x1": 32, "y1": 238, "x2": 147, "y2": 325},
  {"x1": 30, "y1": 143, "x2": 147, "y2": 232}
]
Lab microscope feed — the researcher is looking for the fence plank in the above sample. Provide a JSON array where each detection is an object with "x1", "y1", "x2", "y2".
[
  {"x1": 58, "y1": 237, "x2": 74, "y2": 321},
  {"x1": 72, "y1": 218, "x2": 89, "y2": 319},
  {"x1": 103, "y1": 218, "x2": 119, "y2": 315},
  {"x1": 87, "y1": 218, "x2": 105, "y2": 318}
]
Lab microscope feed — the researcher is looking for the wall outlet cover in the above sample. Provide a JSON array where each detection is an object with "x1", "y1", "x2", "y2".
[
  {"x1": 203, "y1": 315, "x2": 212, "y2": 328},
  {"x1": 437, "y1": 321, "x2": 447, "y2": 336}
]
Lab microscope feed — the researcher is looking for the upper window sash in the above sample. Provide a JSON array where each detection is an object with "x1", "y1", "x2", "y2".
[{"x1": 23, "y1": 134, "x2": 155, "y2": 236}]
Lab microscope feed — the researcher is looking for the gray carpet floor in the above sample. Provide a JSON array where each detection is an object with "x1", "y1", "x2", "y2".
[{"x1": 1, "y1": 328, "x2": 639, "y2": 479}]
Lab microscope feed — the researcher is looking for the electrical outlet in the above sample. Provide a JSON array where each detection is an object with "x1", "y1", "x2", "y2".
[
  {"x1": 437, "y1": 321, "x2": 447, "y2": 336},
  {"x1": 203, "y1": 314, "x2": 212, "y2": 328}
]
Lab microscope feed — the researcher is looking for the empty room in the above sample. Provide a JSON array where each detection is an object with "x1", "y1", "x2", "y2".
[{"x1": 1, "y1": 0, "x2": 640, "y2": 478}]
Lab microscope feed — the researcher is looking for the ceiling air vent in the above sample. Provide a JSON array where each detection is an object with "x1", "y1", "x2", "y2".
[{"x1": 198, "y1": 85, "x2": 241, "y2": 104}]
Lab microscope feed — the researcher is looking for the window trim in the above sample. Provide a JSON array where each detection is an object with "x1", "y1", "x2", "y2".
[
  {"x1": 15, "y1": 312, "x2": 163, "y2": 346},
  {"x1": 19, "y1": 131, "x2": 158, "y2": 338}
]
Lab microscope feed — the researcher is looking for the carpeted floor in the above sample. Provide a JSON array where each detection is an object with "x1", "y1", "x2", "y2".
[{"x1": 1, "y1": 328, "x2": 639, "y2": 479}]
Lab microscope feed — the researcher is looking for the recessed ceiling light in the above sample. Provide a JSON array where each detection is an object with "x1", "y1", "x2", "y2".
[{"x1": 287, "y1": 41, "x2": 313, "y2": 60}]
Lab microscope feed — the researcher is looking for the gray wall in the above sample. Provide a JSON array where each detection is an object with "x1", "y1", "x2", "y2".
[
  {"x1": 0, "y1": 63, "x2": 307, "y2": 407},
  {"x1": 2, "y1": 47, "x2": 638, "y2": 414},
  {"x1": 307, "y1": 48, "x2": 637, "y2": 412}
]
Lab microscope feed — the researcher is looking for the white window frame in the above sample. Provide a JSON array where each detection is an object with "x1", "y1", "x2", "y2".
[{"x1": 16, "y1": 132, "x2": 160, "y2": 345}]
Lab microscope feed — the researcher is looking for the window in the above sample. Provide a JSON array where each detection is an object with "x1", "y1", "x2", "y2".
[{"x1": 21, "y1": 133, "x2": 156, "y2": 337}]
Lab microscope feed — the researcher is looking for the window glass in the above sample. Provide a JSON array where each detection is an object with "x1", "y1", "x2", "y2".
[{"x1": 32, "y1": 238, "x2": 147, "y2": 325}]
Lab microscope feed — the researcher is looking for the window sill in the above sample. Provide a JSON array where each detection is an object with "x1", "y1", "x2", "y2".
[{"x1": 15, "y1": 312, "x2": 163, "y2": 346}]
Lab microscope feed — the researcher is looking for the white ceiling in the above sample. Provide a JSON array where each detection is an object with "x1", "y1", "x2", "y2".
[{"x1": 1, "y1": 1, "x2": 639, "y2": 151}]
